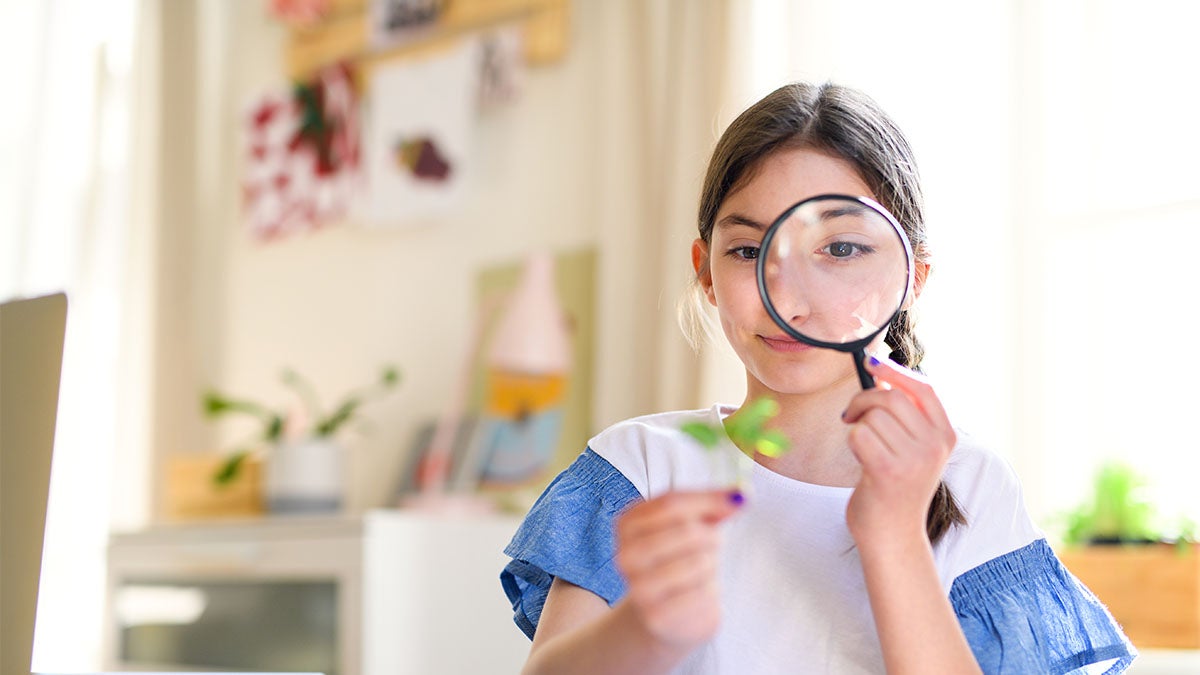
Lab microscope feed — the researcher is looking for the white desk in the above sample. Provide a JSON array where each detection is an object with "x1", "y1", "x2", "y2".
[{"x1": 1128, "y1": 649, "x2": 1200, "y2": 674}]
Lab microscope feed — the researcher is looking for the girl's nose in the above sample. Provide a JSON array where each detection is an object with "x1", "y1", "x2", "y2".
[{"x1": 763, "y1": 260, "x2": 811, "y2": 325}]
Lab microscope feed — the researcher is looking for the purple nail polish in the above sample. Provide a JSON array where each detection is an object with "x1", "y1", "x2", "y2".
[
  {"x1": 729, "y1": 490, "x2": 745, "y2": 506},
  {"x1": 868, "y1": 355, "x2": 881, "y2": 367}
]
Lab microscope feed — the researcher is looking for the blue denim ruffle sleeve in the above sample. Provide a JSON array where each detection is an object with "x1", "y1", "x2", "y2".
[
  {"x1": 500, "y1": 448, "x2": 642, "y2": 639},
  {"x1": 951, "y1": 538, "x2": 1136, "y2": 674}
]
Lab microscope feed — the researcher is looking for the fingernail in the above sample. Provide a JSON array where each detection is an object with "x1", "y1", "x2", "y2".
[
  {"x1": 868, "y1": 355, "x2": 881, "y2": 367},
  {"x1": 729, "y1": 490, "x2": 745, "y2": 506}
]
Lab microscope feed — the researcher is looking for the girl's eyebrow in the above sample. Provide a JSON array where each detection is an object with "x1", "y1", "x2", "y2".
[{"x1": 716, "y1": 213, "x2": 768, "y2": 231}]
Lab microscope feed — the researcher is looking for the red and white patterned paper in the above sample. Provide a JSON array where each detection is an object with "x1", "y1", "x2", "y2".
[{"x1": 241, "y1": 64, "x2": 361, "y2": 241}]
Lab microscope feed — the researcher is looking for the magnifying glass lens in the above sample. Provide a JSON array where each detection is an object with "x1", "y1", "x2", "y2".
[{"x1": 761, "y1": 197, "x2": 910, "y2": 345}]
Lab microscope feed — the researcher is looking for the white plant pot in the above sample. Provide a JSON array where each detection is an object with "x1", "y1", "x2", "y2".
[{"x1": 265, "y1": 437, "x2": 345, "y2": 514}]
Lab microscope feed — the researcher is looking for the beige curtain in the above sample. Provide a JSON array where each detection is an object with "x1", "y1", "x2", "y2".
[
  {"x1": 591, "y1": 0, "x2": 751, "y2": 427},
  {"x1": 0, "y1": 0, "x2": 154, "y2": 668}
]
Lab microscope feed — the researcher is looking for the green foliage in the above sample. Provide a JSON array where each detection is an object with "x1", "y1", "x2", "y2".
[
  {"x1": 201, "y1": 364, "x2": 401, "y2": 486},
  {"x1": 1062, "y1": 461, "x2": 1189, "y2": 546},
  {"x1": 681, "y1": 396, "x2": 792, "y2": 459}
]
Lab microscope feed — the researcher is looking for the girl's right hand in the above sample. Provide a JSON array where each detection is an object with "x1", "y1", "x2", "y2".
[{"x1": 613, "y1": 490, "x2": 743, "y2": 651}]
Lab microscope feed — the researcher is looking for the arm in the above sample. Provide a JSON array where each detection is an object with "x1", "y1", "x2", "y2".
[
  {"x1": 856, "y1": 524, "x2": 980, "y2": 674},
  {"x1": 842, "y1": 357, "x2": 982, "y2": 675},
  {"x1": 522, "y1": 491, "x2": 741, "y2": 675}
]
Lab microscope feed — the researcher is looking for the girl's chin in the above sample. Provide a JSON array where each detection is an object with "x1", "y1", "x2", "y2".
[{"x1": 746, "y1": 363, "x2": 860, "y2": 398}]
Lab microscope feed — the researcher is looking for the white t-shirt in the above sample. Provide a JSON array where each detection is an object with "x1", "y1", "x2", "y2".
[{"x1": 501, "y1": 405, "x2": 1135, "y2": 674}]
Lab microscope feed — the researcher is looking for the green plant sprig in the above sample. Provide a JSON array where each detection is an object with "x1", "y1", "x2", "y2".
[{"x1": 681, "y1": 397, "x2": 791, "y2": 458}]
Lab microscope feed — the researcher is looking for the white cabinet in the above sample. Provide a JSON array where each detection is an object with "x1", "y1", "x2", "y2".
[{"x1": 105, "y1": 510, "x2": 528, "y2": 674}]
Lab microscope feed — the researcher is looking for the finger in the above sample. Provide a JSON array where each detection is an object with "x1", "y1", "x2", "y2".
[
  {"x1": 842, "y1": 387, "x2": 925, "y2": 439},
  {"x1": 617, "y1": 517, "x2": 721, "y2": 576},
  {"x1": 617, "y1": 490, "x2": 742, "y2": 541},
  {"x1": 627, "y1": 545, "x2": 720, "y2": 607},
  {"x1": 853, "y1": 407, "x2": 916, "y2": 457},
  {"x1": 846, "y1": 417, "x2": 896, "y2": 473},
  {"x1": 863, "y1": 355, "x2": 954, "y2": 431}
]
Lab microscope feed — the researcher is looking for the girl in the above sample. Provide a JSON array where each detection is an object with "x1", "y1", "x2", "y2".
[{"x1": 500, "y1": 82, "x2": 1134, "y2": 674}]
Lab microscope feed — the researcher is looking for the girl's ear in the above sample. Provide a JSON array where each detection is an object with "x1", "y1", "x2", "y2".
[
  {"x1": 913, "y1": 261, "x2": 931, "y2": 297},
  {"x1": 903, "y1": 261, "x2": 931, "y2": 309},
  {"x1": 692, "y1": 238, "x2": 716, "y2": 306}
]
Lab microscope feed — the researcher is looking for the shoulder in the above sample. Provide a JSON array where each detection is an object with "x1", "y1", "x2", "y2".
[
  {"x1": 940, "y1": 436, "x2": 1137, "y2": 671},
  {"x1": 588, "y1": 405, "x2": 732, "y2": 498},
  {"x1": 942, "y1": 431, "x2": 1027, "y2": 518},
  {"x1": 936, "y1": 431, "x2": 1044, "y2": 583}
]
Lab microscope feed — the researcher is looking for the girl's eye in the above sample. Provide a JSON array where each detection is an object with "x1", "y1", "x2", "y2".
[
  {"x1": 728, "y1": 246, "x2": 760, "y2": 261},
  {"x1": 824, "y1": 241, "x2": 872, "y2": 259}
]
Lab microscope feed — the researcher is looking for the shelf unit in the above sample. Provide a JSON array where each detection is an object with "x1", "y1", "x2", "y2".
[{"x1": 105, "y1": 509, "x2": 527, "y2": 674}]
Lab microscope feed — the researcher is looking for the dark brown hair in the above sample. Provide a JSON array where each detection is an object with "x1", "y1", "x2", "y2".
[{"x1": 697, "y1": 82, "x2": 965, "y2": 544}]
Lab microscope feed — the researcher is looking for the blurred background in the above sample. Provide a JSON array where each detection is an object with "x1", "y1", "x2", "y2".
[{"x1": 3, "y1": 0, "x2": 1199, "y2": 671}]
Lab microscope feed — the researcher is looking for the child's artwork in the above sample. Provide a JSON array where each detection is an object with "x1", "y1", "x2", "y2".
[
  {"x1": 241, "y1": 63, "x2": 361, "y2": 241},
  {"x1": 369, "y1": 0, "x2": 448, "y2": 50},
  {"x1": 457, "y1": 249, "x2": 596, "y2": 502},
  {"x1": 268, "y1": 0, "x2": 330, "y2": 27},
  {"x1": 478, "y1": 26, "x2": 526, "y2": 109},
  {"x1": 361, "y1": 39, "x2": 478, "y2": 227}
]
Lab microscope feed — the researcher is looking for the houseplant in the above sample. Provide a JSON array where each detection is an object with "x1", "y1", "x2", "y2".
[
  {"x1": 1056, "y1": 460, "x2": 1199, "y2": 648},
  {"x1": 1061, "y1": 460, "x2": 1161, "y2": 546},
  {"x1": 201, "y1": 364, "x2": 400, "y2": 513}
]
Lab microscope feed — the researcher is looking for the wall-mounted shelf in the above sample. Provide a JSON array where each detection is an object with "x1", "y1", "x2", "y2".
[{"x1": 285, "y1": 0, "x2": 570, "y2": 81}]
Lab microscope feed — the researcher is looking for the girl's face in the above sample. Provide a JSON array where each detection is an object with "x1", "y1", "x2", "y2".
[{"x1": 694, "y1": 147, "x2": 886, "y2": 399}]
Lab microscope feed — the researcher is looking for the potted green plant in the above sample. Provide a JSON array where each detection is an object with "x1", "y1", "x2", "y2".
[
  {"x1": 201, "y1": 364, "x2": 400, "y2": 513},
  {"x1": 1061, "y1": 461, "x2": 1161, "y2": 546},
  {"x1": 1057, "y1": 460, "x2": 1199, "y2": 648}
]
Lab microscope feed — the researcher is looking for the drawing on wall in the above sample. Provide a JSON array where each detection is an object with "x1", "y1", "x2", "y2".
[
  {"x1": 361, "y1": 38, "x2": 478, "y2": 227},
  {"x1": 478, "y1": 26, "x2": 525, "y2": 109},
  {"x1": 241, "y1": 63, "x2": 361, "y2": 241},
  {"x1": 268, "y1": 0, "x2": 331, "y2": 27},
  {"x1": 394, "y1": 136, "x2": 452, "y2": 182},
  {"x1": 369, "y1": 0, "x2": 449, "y2": 51}
]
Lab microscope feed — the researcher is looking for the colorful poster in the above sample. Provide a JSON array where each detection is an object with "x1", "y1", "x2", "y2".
[{"x1": 461, "y1": 249, "x2": 596, "y2": 497}]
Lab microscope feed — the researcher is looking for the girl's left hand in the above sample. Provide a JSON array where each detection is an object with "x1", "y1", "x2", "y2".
[{"x1": 841, "y1": 355, "x2": 957, "y2": 545}]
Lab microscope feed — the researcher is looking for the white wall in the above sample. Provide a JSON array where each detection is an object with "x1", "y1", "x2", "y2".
[{"x1": 154, "y1": 0, "x2": 621, "y2": 513}]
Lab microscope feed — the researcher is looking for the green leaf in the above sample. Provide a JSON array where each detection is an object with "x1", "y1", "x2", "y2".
[
  {"x1": 681, "y1": 422, "x2": 722, "y2": 448},
  {"x1": 213, "y1": 451, "x2": 248, "y2": 486},
  {"x1": 719, "y1": 396, "x2": 791, "y2": 458},
  {"x1": 755, "y1": 430, "x2": 791, "y2": 458},
  {"x1": 202, "y1": 392, "x2": 268, "y2": 419},
  {"x1": 264, "y1": 414, "x2": 284, "y2": 442},
  {"x1": 316, "y1": 399, "x2": 360, "y2": 436},
  {"x1": 381, "y1": 365, "x2": 401, "y2": 387}
]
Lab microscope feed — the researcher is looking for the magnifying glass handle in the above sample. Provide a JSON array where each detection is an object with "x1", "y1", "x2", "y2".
[{"x1": 853, "y1": 350, "x2": 876, "y2": 390}]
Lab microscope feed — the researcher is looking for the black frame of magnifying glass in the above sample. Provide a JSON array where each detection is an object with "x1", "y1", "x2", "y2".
[{"x1": 755, "y1": 194, "x2": 916, "y2": 390}]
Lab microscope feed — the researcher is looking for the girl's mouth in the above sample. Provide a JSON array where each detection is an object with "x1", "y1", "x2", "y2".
[{"x1": 759, "y1": 335, "x2": 812, "y2": 352}]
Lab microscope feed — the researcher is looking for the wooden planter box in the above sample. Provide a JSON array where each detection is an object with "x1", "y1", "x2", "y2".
[
  {"x1": 1058, "y1": 543, "x2": 1200, "y2": 649},
  {"x1": 163, "y1": 453, "x2": 265, "y2": 520}
]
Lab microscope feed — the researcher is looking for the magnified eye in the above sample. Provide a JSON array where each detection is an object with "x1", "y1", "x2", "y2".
[
  {"x1": 823, "y1": 241, "x2": 874, "y2": 259},
  {"x1": 829, "y1": 242, "x2": 855, "y2": 258}
]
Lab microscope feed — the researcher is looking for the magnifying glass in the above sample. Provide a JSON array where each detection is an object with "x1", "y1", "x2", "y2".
[{"x1": 756, "y1": 194, "x2": 914, "y2": 390}]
